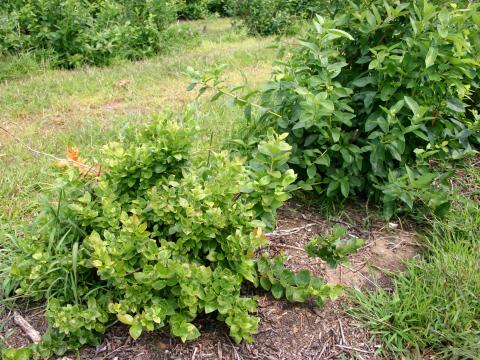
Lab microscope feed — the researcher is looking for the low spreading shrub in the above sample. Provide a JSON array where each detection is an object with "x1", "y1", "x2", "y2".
[
  {"x1": 2, "y1": 118, "x2": 352, "y2": 358},
  {"x1": 195, "y1": 0, "x2": 480, "y2": 217},
  {"x1": 0, "y1": 0, "x2": 178, "y2": 67}
]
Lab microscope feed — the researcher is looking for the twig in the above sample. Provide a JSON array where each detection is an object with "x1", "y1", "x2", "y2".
[
  {"x1": 340, "y1": 265, "x2": 380, "y2": 289},
  {"x1": 390, "y1": 239, "x2": 406, "y2": 250},
  {"x1": 273, "y1": 244, "x2": 306, "y2": 252},
  {"x1": 338, "y1": 319, "x2": 346, "y2": 345},
  {"x1": 226, "y1": 336, "x2": 242, "y2": 360},
  {"x1": 317, "y1": 342, "x2": 328, "y2": 360},
  {"x1": 13, "y1": 311, "x2": 41, "y2": 344},
  {"x1": 266, "y1": 223, "x2": 316, "y2": 237},
  {"x1": 200, "y1": 82, "x2": 282, "y2": 119},
  {"x1": 217, "y1": 342, "x2": 223, "y2": 360},
  {"x1": 0, "y1": 125, "x2": 93, "y2": 170},
  {"x1": 100, "y1": 343, "x2": 129, "y2": 360},
  {"x1": 335, "y1": 344, "x2": 374, "y2": 354},
  {"x1": 191, "y1": 346, "x2": 198, "y2": 360}
]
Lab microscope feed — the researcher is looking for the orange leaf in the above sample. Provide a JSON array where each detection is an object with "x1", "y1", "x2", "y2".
[
  {"x1": 63, "y1": 146, "x2": 100, "y2": 177},
  {"x1": 66, "y1": 147, "x2": 80, "y2": 162}
]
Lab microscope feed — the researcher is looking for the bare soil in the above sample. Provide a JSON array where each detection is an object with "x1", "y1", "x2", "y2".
[{"x1": 1, "y1": 200, "x2": 418, "y2": 360}]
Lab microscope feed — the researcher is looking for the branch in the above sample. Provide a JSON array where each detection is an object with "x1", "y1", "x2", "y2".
[
  {"x1": 199, "y1": 81, "x2": 282, "y2": 119},
  {"x1": 0, "y1": 125, "x2": 94, "y2": 170},
  {"x1": 13, "y1": 311, "x2": 41, "y2": 344},
  {"x1": 266, "y1": 223, "x2": 317, "y2": 237}
]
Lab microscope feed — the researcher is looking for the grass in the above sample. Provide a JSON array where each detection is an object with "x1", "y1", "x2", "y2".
[{"x1": 350, "y1": 164, "x2": 480, "y2": 359}]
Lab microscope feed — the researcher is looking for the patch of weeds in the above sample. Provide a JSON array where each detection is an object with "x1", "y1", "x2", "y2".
[{"x1": 350, "y1": 193, "x2": 480, "y2": 359}]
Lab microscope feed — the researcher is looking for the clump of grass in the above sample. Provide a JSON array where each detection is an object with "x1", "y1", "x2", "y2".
[
  {"x1": 0, "y1": 52, "x2": 53, "y2": 82},
  {"x1": 350, "y1": 192, "x2": 480, "y2": 359}
]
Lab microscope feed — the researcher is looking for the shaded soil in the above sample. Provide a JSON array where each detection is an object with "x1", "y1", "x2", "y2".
[{"x1": 1, "y1": 200, "x2": 418, "y2": 359}]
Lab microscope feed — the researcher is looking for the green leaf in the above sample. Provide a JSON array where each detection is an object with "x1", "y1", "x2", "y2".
[
  {"x1": 285, "y1": 286, "x2": 307, "y2": 303},
  {"x1": 425, "y1": 47, "x2": 438, "y2": 68},
  {"x1": 340, "y1": 178, "x2": 350, "y2": 198},
  {"x1": 446, "y1": 97, "x2": 465, "y2": 113},
  {"x1": 352, "y1": 76, "x2": 375, "y2": 87},
  {"x1": 327, "y1": 28, "x2": 354, "y2": 40},
  {"x1": 326, "y1": 181, "x2": 339, "y2": 197},
  {"x1": 2, "y1": 348, "x2": 32, "y2": 360},
  {"x1": 294, "y1": 270, "x2": 311, "y2": 286},
  {"x1": 117, "y1": 313, "x2": 134, "y2": 325},
  {"x1": 260, "y1": 277, "x2": 272, "y2": 290},
  {"x1": 315, "y1": 153, "x2": 330, "y2": 167},
  {"x1": 331, "y1": 128, "x2": 341, "y2": 143},
  {"x1": 404, "y1": 96, "x2": 419, "y2": 115},
  {"x1": 129, "y1": 323, "x2": 143, "y2": 340},
  {"x1": 271, "y1": 283, "x2": 284, "y2": 299},
  {"x1": 186, "y1": 82, "x2": 197, "y2": 91},
  {"x1": 172, "y1": 322, "x2": 201, "y2": 342}
]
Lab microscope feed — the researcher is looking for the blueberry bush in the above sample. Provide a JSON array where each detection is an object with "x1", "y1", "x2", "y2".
[
  {"x1": 0, "y1": 0, "x2": 178, "y2": 67},
  {"x1": 194, "y1": 0, "x2": 480, "y2": 217},
  {"x1": 2, "y1": 118, "x2": 348, "y2": 359}
]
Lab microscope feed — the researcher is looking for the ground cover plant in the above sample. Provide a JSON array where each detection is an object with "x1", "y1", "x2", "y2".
[
  {"x1": 194, "y1": 0, "x2": 480, "y2": 218},
  {"x1": 1, "y1": 118, "x2": 362, "y2": 359},
  {"x1": 0, "y1": 0, "x2": 179, "y2": 67}
]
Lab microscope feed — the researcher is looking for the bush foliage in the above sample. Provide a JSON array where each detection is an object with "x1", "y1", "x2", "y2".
[
  {"x1": 0, "y1": 0, "x2": 178, "y2": 67},
  {"x1": 230, "y1": 0, "x2": 327, "y2": 36},
  {"x1": 199, "y1": 0, "x2": 479, "y2": 217},
  {"x1": 176, "y1": 0, "x2": 230, "y2": 20},
  {"x1": 177, "y1": 0, "x2": 209, "y2": 19},
  {"x1": 3, "y1": 119, "x2": 349, "y2": 358}
]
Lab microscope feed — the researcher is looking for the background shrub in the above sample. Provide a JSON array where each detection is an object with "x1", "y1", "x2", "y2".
[
  {"x1": 0, "y1": 0, "x2": 178, "y2": 67},
  {"x1": 177, "y1": 0, "x2": 209, "y2": 19},
  {"x1": 193, "y1": 0, "x2": 479, "y2": 217},
  {"x1": 207, "y1": 0, "x2": 230, "y2": 16},
  {"x1": 229, "y1": 0, "x2": 330, "y2": 36},
  {"x1": 254, "y1": 0, "x2": 480, "y2": 217}
]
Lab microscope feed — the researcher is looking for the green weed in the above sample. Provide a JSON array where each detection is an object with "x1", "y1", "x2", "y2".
[{"x1": 350, "y1": 193, "x2": 480, "y2": 359}]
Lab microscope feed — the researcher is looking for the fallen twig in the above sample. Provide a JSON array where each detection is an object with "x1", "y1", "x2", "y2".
[
  {"x1": 13, "y1": 311, "x2": 41, "y2": 344},
  {"x1": 340, "y1": 264, "x2": 380, "y2": 289},
  {"x1": 273, "y1": 244, "x2": 306, "y2": 252},
  {"x1": 266, "y1": 223, "x2": 316, "y2": 237},
  {"x1": 335, "y1": 344, "x2": 374, "y2": 354},
  {"x1": 338, "y1": 319, "x2": 346, "y2": 345}
]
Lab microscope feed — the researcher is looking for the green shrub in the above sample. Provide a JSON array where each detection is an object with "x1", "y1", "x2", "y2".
[
  {"x1": 0, "y1": 0, "x2": 178, "y2": 67},
  {"x1": 177, "y1": 0, "x2": 209, "y2": 19},
  {"x1": 207, "y1": 0, "x2": 230, "y2": 16},
  {"x1": 229, "y1": 0, "x2": 330, "y2": 36},
  {"x1": 2, "y1": 118, "x2": 346, "y2": 358},
  {"x1": 227, "y1": 0, "x2": 479, "y2": 217}
]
